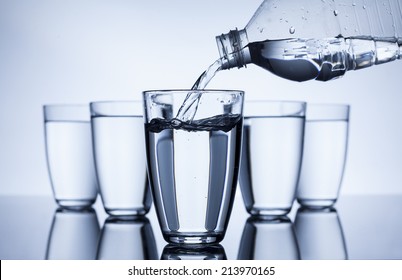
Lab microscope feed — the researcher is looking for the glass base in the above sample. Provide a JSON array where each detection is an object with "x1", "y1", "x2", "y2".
[
  {"x1": 248, "y1": 207, "x2": 291, "y2": 217},
  {"x1": 297, "y1": 198, "x2": 336, "y2": 209},
  {"x1": 105, "y1": 207, "x2": 148, "y2": 216},
  {"x1": 56, "y1": 199, "x2": 95, "y2": 210},
  {"x1": 163, "y1": 233, "x2": 223, "y2": 244}
]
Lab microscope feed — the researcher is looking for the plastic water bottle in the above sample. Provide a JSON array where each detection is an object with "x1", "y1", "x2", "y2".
[{"x1": 216, "y1": 0, "x2": 402, "y2": 81}]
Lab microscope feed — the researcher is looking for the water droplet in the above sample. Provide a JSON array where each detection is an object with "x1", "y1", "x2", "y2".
[
  {"x1": 289, "y1": 26, "x2": 295, "y2": 34},
  {"x1": 334, "y1": 10, "x2": 339, "y2": 16}
]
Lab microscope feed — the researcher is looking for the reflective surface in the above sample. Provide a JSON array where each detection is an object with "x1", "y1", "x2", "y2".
[
  {"x1": 238, "y1": 216, "x2": 300, "y2": 260},
  {"x1": 1, "y1": 194, "x2": 402, "y2": 260},
  {"x1": 161, "y1": 244, "x2": 227, "y2": 260},
  {"x1": 46, "y1": 208, "x2": 100, "y2": 260},
  {"x1": 96, "y1": 216, "x2": 158, "y2": 260}
]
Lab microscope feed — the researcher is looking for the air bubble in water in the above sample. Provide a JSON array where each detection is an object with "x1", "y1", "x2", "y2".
[{"x1": 289, "y1": 26, "x2": 295, "y2": 34}]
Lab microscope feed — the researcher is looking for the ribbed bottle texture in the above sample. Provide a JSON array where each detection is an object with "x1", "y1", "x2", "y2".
[{"x1": 216, "y1": 0, "x2": 402, "y2": 81}]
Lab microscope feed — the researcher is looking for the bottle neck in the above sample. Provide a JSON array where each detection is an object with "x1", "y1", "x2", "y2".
[{"x1": 216, "y1": 29, "x2": 251, "y2": 70}]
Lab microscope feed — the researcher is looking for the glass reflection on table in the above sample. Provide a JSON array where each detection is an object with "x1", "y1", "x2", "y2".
[
  {"x1": 161, "y1": 244, "x2": 227, "y2": 260},
  {"x1": 238, "y1": 216, "x2": 300, "y2": 260},
  {"x1": 294, "y1": 207, "x2": 348, "y2": 260},
  {"x1": 45, "y1": 207, "x2": 100, "y2": 260},
  {"x1": 96, "y1": 215, "x2": 158, "y2": 260}
]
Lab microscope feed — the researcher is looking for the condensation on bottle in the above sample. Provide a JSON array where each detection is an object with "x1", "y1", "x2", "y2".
[{"x1": 216, "y1": 0, "x2": 402, "y2": 81}]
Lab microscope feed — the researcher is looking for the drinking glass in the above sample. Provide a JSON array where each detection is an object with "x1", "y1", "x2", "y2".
[
  {"x1": 296, "y1": 104, "x2": 350, "y2": 208},
  {"x1": 239, "y1": 101, "x2": 306, "y2": 216},
  {"x1": 143, "y1": 90, "x2": 244, "y2": 244},
  {"x1": 44, "y1": 104, "x2": 98, "y2": 209},
  {"x1": 90, "y1": 101, "x2": 151, "y2": 216}
]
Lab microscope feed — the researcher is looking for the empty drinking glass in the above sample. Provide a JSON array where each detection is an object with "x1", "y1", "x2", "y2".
[
  {"x1": 90, "y1": 101, "x2": 151, "y2": 216},
  {"x1": 44, "y1": 104, "x2": 98, "y2": 209},
  {"x1": 296, "y1": 104, "x2": 350, "y2": 208},
  {"x1": 239, "y1": 101, "x2": 306, "y2": 216},
  {"x1": 143, "y1": 90, "x2": 244, "y2": 244}
]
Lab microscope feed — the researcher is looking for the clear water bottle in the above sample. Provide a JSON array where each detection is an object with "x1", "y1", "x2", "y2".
[{"x1": 216, "y1": 0, "x2": 402, "y2": 81}]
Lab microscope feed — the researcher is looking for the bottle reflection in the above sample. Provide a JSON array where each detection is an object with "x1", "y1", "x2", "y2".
[
  {"x1": 161, "y1": 244, "x2": 227, "y2": 260},
  {"x1": 46, "y1": 207, "x2": 100, "y2": 260},
  {"x1": 294, "y1": 207, "x2": 348, "y2": 260},
  {"x1": 96, "y1": 216, "x2": 158, "y2": 260},
  {"x1": 238, "y1": 216, "x2": 300, "y2": 260}
]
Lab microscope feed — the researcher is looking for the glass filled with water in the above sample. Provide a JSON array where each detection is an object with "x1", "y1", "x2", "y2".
[
  {"x1": 239, "y1": 101, "x2": 306, "y2": 216},
  {"x1": 296, "y1": 104, "x2": 350, "y2": 208},
  {"x1": 90, "y1": 101, "x2": 151, "y2": 216},
  {"x1": 44, "y1": 104, "x2": 98, "y2": 209},
  {"x1": 143, "y1": 90, "x2": 244, "y2": 244}
]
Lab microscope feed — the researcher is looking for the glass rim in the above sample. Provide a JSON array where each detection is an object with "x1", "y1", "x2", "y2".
[
  {"x1": 244, "y1": 100, "x2": 306, "y2": 117},
  {"x1": 43, "y1": 103, "x2": 88, "y2": 109},
  {"x1": 306, "y1": 103, "x2": 350, "y2": 121},
  {"x1": 306, "y1": 103, "x2": 350, "y2": 109},
  {"x1": 89, "y1": 100, "x2": 142, "y2": 106},
  {"x1": 245, "y1": 99, "x2": 305, "y2": 103},
  {"x1": 143, "y1": 89, "x2": 244, "y2": 96},
  {"x1": 43, "y1": 103, "x2": 90, "y2": 122},
  {"x1": 90, "y1": 100, "x2": 143, "y2": 117}
]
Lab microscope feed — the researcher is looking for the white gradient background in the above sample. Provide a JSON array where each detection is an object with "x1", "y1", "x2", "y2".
[{"x1": 0, "y1": 0, "x2": 401, "y2": 196}]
